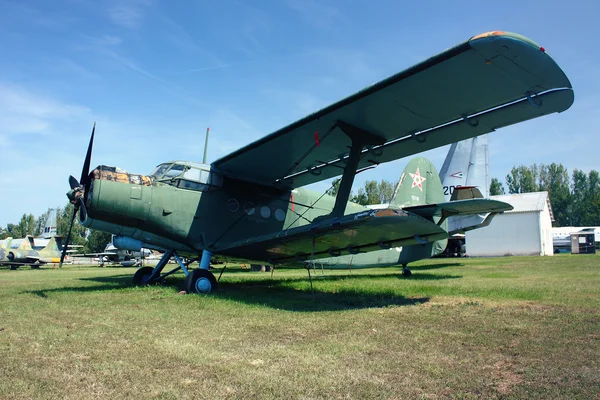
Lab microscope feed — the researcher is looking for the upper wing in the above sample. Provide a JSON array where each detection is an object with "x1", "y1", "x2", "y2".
[
  {"x1": 214, "y1": 208, "x2": 447, "y2": 264},
  {"x1": 212, "y1": 31, "x2": 573, "y2": 189},
  {"x1": 403, "y1": 198, "x2": 513, "y2": 223}
]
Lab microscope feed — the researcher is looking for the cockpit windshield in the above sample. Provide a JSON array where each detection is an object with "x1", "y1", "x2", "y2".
[
  {"x1": 163, "y1": 164, "x2": 186, "y2": 178},
  {"x1": 150, "y1": 163, "x2": 170, "y2": 178},
  {"x1": 150, "y1": 162, "x2": 222, "y2": 192}
]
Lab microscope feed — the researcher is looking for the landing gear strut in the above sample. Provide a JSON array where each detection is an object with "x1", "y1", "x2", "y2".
[
  {"x1": 132, "y1": 249, "x2": 217, "y2": 294},
  {"x1": 402, "y1": 264, "x2": 412, "y2": 278},
  {"x1": 184, "y1": 250, "x2": 217, "y2": 294}
]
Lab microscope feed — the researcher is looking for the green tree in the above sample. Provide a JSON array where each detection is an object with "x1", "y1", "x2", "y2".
[
  {"x1": 587, "y1": 170, "x2": 600, "y2": 226},
  {"x1": 349, "y1": 179, "x2": 395, "y2": 205},
  {"x1": 571, "y1": 169, "x2": 600, "y2": 226},
  {"x1": 489, "y1": 177, "x2": 505, "y2": 195},
  {"x1": 506, "y1": 165, "x2": 538, "y2": 194},
  {"x1": 538, "y1": 163, "x2": 571, "y2": 226},
  {"x1": 57, "y1": 203, "x2": 87, "y2": 246},
  {"x1": 85, "y1": 230, "x2": 112, "y2": 253},
  {"x1": 325, "y1": 178, "x2": 341, "y2": 197},
  {"x1": 7, "y1": 214, "x2": 36, "y2": 238},
  {"x1": 351, "y1": 188, "x2": 369, "y2": 205},
  {"x1": 377, "y1": 180, "x2": 395, "y2": 204},
  {"x1": 571, "y1": 169, "x2": 588, "y2": 226}
]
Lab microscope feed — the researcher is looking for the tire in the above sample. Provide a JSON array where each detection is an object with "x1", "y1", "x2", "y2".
[
  {"x1": 184, "y1": 269, "x2": 218, "y2": 294},
  {"x1": 133, "y1": 266, "x2": 155, "y2": 286}
]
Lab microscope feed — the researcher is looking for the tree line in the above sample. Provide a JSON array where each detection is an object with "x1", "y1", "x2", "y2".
[
  {"x1": 491, "y1": 163, "x2": 599, "y2": 226},
  {"x1": 326, "y1": 178, "x2": 397, "y2": 205},
  {"x1": 331, "y1": 162, "x2": 600, "y2": 227},
  {"x1": 0, "y1": 203, "x2": 112, "y2": 253}
]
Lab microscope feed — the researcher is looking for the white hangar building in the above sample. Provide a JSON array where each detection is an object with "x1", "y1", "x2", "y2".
[{"x1": 465, "y1": 191, "x2": 555, "y2": 257}]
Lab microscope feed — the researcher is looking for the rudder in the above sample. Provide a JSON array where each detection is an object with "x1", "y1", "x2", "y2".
[{"x1": 391, "y1": 157, "x2": 445, "y2": 209}]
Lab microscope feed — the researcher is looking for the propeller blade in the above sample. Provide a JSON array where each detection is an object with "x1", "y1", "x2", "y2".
[
  {"x1": 69, "y1": 175, "x2": 80, "y2": 190},
  {"x1": 78, "y1": 198, "x2": 87, "y2": 222},
  {"x1": 80, "y1": 122, "x2": 96, "y2": 186},
  {"x1": 58, "y1": 207, "x2": 78, "y2": 268}
]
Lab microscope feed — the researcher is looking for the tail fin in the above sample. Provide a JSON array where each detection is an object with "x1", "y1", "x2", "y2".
[
  {"x1": 40, "y1": 208, "x2": 58, "y2": 239},
  {"x1": 391, "y1": 157, "x2": 445, "y2": 208},
  {"x1": 43, "y1": 236, "x2": 60, "y2": 253},
  {"x1": 439, "y1": 134, "x2": 490, "y2": 201}
]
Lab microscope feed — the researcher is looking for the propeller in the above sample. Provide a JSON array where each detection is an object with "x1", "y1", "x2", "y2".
[{"x1": 59, "y1": 122, "x2": 96, "y2": 268}]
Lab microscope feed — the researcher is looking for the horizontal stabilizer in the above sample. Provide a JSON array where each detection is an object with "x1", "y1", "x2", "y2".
[
  {"x1": 404, "y1": 199, "x2": 513, "y2": 224},
  {"x1": 215, "y1": 208, "x2": 448, "y2": 264},
  {"x1": 448, "y1": 212, "x2": 500, "y2": 235}
]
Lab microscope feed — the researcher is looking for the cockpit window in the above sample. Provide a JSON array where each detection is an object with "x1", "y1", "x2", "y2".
[
  {"x1": 151, "y1": 161, "x2": 223, "y2": 192},
  {"x1": 163, "y1": 164, "x2": 186, "y2": 178},
  {"x1": 150, "y1": 163, "x2": 170, "y2": 178}
]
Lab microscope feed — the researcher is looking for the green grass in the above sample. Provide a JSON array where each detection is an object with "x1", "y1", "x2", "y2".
[{"x1": 1, "y1": 255, "x2": 599, "y2": 399}]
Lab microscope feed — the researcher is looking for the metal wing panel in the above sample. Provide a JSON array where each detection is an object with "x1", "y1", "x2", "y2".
[
  {"x1": 214, "y1": 208, "x2": 447, "y2": 264},
  {"x1": 213, "y1": 32, "x2": 573, "y2": 188},
  {"x1": 285, "y1": 88, "x2": 574, "y2": 187}
]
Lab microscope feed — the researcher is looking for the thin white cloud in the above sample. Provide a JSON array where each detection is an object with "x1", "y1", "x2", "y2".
[
  {"x1": 284, "y1": 0, "x2": 347, "y2": 30},
  {"x1": 108, "y1": 0, "x2": 154, "y2": 29},
  {"x1": 261, "y1": 88, "x2": 329, "y2": 117},
  {"x1": 103, "y1": 50, "x2": 209, "y2": 109},
  {"x1": 159, "y1": 15, "x2": 224, "y2": 67},
  {"x1": 0, "y1": 83, "x2": 90, "y2": 146}
]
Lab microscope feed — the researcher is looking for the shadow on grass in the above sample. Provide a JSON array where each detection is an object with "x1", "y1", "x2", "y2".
[
  {"x1": 214, "y1": 280, "x2": 430, "y2": 311},
  {"x1": 21, "y1": 270, "x2": 462, "y2": 311},
  {"x1": 409, "y1": 262, "x2": 464, "y2": 271}
]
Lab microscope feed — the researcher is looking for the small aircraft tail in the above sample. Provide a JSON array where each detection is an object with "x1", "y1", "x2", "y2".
[
  {"x1": 43, "y1": 236, "x2": 61, "y2": 253},
  {"x1": 391, "y1": 157, "x2": 446, "y2": 210},
  {"x1": 40, "y1": 208, "x2": 58, "y2": 239},
  {"x1": 389, "y1": 157, "x2": 448, "y2": 260},
  {"x1": 438, "y1": 134, "x2": 495, "y2": 234},
  {"x1": 439, "y1": 134, "x2": 490, "y2": 200}
]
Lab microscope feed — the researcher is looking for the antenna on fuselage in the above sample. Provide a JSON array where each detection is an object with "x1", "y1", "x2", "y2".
[{"x1": 202, "y1": 127, "x2": 210, "y2": 164}]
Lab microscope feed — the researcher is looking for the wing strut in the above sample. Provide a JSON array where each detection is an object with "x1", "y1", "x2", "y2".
[{"x1": 329, "y1": 120, "x2": 386, "y2": 217}]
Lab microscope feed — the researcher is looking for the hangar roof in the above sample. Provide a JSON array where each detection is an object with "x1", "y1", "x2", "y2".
[{"x1": 490, "y1": 191, "x2": 551, "y2": 214}]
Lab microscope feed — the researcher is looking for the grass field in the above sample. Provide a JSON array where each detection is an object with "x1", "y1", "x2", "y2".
[{"x1": 1, "y1": 255, "x2": 599, "y2": 399}]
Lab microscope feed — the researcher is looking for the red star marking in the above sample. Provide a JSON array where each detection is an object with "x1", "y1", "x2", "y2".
[{"x1": 409, "y1": 168, "x2": 426, "y2": 191}]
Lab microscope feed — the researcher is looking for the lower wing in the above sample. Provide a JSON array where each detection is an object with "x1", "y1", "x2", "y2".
[{"x1": 214, "y1": 208, "x2": 448, "y2": 264}]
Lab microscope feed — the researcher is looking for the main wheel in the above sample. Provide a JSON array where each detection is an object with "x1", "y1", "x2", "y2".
[
  {"x1": 185, "y1": 269, "x2": 218, "y2": 294},
  {"x1": 133, "y1": 266, "x2": 154, "y2": 285},
  {"x1": 402, "y1": 266, "x2": 412, "y2": 278}
]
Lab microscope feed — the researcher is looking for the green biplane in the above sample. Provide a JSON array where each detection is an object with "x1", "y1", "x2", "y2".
[{"x1": 60, "y1": 31, "x2": 574, "y2": 294}]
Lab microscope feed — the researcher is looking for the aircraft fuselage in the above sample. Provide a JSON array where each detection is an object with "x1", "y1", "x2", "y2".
[{"x1": 80, "y1": 164, "x2": 368, "y2": 262}]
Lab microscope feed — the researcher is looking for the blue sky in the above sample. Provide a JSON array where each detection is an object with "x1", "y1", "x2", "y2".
[{"x1": 0, "y1": 0, "x2": 598, "y2": 226}]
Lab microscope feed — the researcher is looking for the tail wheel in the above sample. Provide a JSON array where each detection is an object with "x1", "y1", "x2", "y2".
[
  {"x1": 133, "y1": 266, "x2": 154, "y2": 286},
  {"x1": 185, "y1": 269, "x2": 218, "y2": 294}
]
